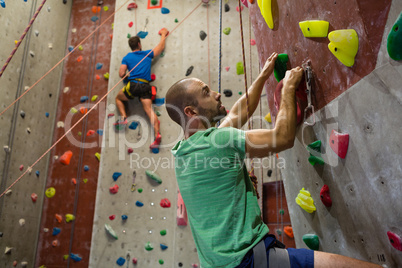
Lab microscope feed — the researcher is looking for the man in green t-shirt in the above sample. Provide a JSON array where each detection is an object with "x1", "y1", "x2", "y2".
[{"x1": 166, "y1": 53, "x2": 381, "y2": 268}]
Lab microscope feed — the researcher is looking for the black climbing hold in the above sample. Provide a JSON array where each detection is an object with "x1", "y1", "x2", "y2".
[
  {"x1": 200, "y1": 30, "x2": 207, "y2": 41},
  {"x1": 267, "y1": 169, "x2": 272, "y2": 177},
  {"x1": 20, "y1": 111, "x2": 25, "y2": 119},
  {"x1": 178, "y1": 262, "x2": 183, "y2": 267},
  {"x1": 223, "y1": 89, "x2": 232, "y2": 97},
  {"x1": 186, "y1": 66, "x2": 194, "y2": 76},
  {"x1": 0, "y1": 232, "x2": 3, "y2": 237},
  {"x1": 63, "y1": 0, "x2": 67, "y2": 4},
  {"x1": 225, "y1": 3, "x2": 230, "y2": 12},
  {"x1": 49, "y1": 93, "x2": 52, "y2": 98}
]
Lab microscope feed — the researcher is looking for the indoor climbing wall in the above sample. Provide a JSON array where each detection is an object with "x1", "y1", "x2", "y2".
[
  {"x1": 250, "y1": 0, "x2": 402, "y2": 267},
  {"x1": 89, "y1": 0, "x2": 270, "y2": 267},
  {"x1": 0, "y1": 1, "x2": 72, "y2": 267}
]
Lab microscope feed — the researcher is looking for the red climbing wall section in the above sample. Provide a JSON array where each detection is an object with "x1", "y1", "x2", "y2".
[
  {"x1": 249, "y1": 0, "x2": 392, "y2": 118},
  {"x1": 35, "y1": 1, "x2": 115, "y2": 266}
]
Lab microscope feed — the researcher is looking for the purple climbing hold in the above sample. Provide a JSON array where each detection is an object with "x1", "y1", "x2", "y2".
[{"x1": 161, "y1": 7, "x2": 170, "y2": 14}]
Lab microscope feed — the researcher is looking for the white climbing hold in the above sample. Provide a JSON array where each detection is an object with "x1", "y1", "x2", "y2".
[
  {"x1": 5, "y1": 190, "x2": 12, "y2": 196},
  {"x1": 63, "y1": 87, "x2": 70, "y2": 93},
  {"x1": 72, "y1": 28, "x2": 77, "y2": 33},
  {"x1": 5, "y1": 247, "x2": 12, "y2": 254},
  {"x1": 29, "y1": 51, "x2": 35, "y2": 57},
  {"x1": 35, "y1": 30, "x2": 39, "y2": 36},
  {"x1": 27, "y1": 166, "x2": 32, "y2": 174},
  {"x1": 26, "y1": 128, "x2": 31, "y2": 134},
  {"x1": 57, "y1": 121, "x2": 64, "y2": 128},
  {"x1": 24, "y1": 86, "x2": 29, "y2": 91},
  {"x1": 43, "y1": 228, "x2": 49, "y2": 232},
  {"x1": 21, "y1": 261, "x2": 28, "y2": 267},
  {"x1": 3, "y1": 146, "x2": 10, "y2": 153},
  {"x1": 19, "y1": 219, "x2": 25, "y2": 226},
  {"x1": 47, "y1": 6, "x2": 51, "y2": 12},
  {"x1": 54, "y1": 156, "x2": 59, "y2": 160},
  {"x1": 48, "y1": 43, "x2": 53, "y2": 49}
]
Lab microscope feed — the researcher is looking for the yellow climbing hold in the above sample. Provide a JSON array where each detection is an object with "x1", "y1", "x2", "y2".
[
  {"x1": 95, "y1": 152, "x2": 101, "y2": 161},
  {"x1": 264, "y1": 112, "x2": 272, "y2": 123},
  {"x1": 63, "y1": 255, "x2": 69, "y2": 260},
  {"x1": 299, "y1": 20, "x2": 329, "y2": 38},
  {"x1": 295, "y1": 188, "x2": 316, "y2": 213},
  {"x1": 328, "y1": 29, "x2": 359, "y2": 67},
  {"x1": 78, "y1": 45, "x2": 83, "y2": 51},
  {"x1": 70, "y1": 108, "x2": 78, "y2": 114},
  {"x1": 45, "y1": 187, "x2": 56, "y2": 198},
  {"x1": 258, "y1": 0, "x2": 273, "y2": 29},
  {"x1": 103, "y1": 6, "x2": 109, "y2": 11},
  {"x1": 65, "y1": 214, "x2": 75, "y2": 223},
  {"x1": 91, "y1": 95, "x2": 98, "y2": 102},
  {"x1": 104, "y1": 72, "x2": 109, "y2": 80}
]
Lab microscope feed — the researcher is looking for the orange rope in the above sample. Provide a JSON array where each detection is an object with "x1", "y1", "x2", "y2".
[
  {"x1": 207, "y1": 2, "x2": 211, "y2": 87},
  {"x1": 0, "y1": 1, "x2": 202, "y2": 199}
]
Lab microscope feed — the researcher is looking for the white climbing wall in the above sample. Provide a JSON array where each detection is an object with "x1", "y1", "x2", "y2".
[
  {"x1": 89, "y1": 0, "x2": 270, "y2": 267},
  {"x1": 0, "y1": 0, "x2": 72, "y2": 266}
]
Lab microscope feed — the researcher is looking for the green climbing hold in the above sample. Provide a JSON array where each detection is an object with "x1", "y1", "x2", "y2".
[
  {"x1": 307, "y1": 140, "x2": 321, "y2": 153},
  {"x1": 145, "y1": 242, "x2": 153, "y2": 251},
  {"x1": 223, "y1": 27, "x2": 231, "y2": 35},
  {"x1": 83, "y1": 178, "x2": 88, "y2": 183},
  {"x1": 279, "y1": 209, "x2": 285, "y2": 215},
  {"x1": 238, "y1": 91, "x2": 242, "y2": 95},
  {"x1": 78, "y1": 131, "x2": 82, "y2": 136},
  {"x1": 387, "y1": 12, "x2": 402, "y2": 61},
  {"x1": 78, "y1": 45, "x2": 83, "y2": 51},
  {"x1": 127, "y1": 33, "x2": 131, "y2": 38},
  {"x1": 138, "y1": 188, "x2": 143, "y2": 193},
  {"x1": 307, "y1": 140, "x2": 324, "y2": 166},
  {"x1": 236, "y1": 62, "x2": 244, "y2": 75},
  {"x1": 159, "y1": 259, "x2": 164, "y2": 264},
  {"x1": 276, "y1": 229, "x2": 282, "y2": 236},
  {"x1": 105, "y1": 223, "x2": 118, "y2": 239},
  {"x1": 91, "y1": 95, "x2": 98, "y2": 102},
  {"x1": 274, "y1": 54, "x2": 288, "y2": 82},
  {"x1": 174, "y1": 18, "x2": 178, "y2": 23},
  {"x1": 302, "y1": 234, "x2": 319, "y2": 250},
  {"x1": 160, "y1": 229, "x2": 167, "y2": 236},
  {"x1": 160, "y1": 51, "x2": 165, "y2": 57},
  {"x1": 45, "y1": 187, "x2": 56, "y2": 198},
  {"x1": 308, "y1": 155, "x2": 325, "y2": 166},
  {"x1": 155, "y1": 110, "x2": 161, "y2": 116},
  {"x1": 151, "y1": 0, "x2": 158, "y2": 5},
  {"x1": 145, "y1": 170, "x2": 162, "y2": 184}
]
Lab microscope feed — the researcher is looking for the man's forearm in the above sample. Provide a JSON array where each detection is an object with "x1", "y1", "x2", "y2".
[{"x1": 274, "y1": 85, "x2": 296, "y2": 145}]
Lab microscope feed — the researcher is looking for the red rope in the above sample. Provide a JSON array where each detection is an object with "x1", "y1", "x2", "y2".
[{"x1": 207, "y1": 3, "x2": 211, "y2": 86}]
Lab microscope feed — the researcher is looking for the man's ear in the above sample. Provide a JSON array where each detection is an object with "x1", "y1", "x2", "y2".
[{"x1": 184, "y1": 106, "x2": 197, "y2": 118}]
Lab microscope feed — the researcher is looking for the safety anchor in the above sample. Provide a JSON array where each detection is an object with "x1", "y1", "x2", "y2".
[
  {"x1": 302, "y1": 62, "x2": 316, "y2": 126},
  {"x1": 131, "y1": 171, "x2": 137, "y2": 192}
]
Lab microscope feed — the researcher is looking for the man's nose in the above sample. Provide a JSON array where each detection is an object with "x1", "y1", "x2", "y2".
[{"x1": 215, "y1": 91, "x2": 221, "y2": 101}]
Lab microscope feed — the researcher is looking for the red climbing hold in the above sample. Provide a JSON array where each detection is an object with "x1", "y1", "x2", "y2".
[
  {"x1": 158, "y1": 28, "x2": 169, "y2": 36},
  {"x1": 160, "y1": 198, "x2": 171, "y2": 208},
  {"x1": 127, "y1": 2, "x2": 138, "y2": 10},
  {"x1": 108, "y1": 113, "x2": 114, "y2": 118},
  {"x1": 109, "y1": 214, "x2": 116, "y2": 220},
  {"x1": 329, "y1": 130, "x2": 349, "y2": 159},
  {"x1": 284, "y1": 226, "x2": 294, "y2": 238},
  {"x1": 225, "y1": 67, "x2": 230, "y2": 72},
  {"x1": 52, "y1": 240, "x2": 59, "y2": 247},
  {"x1": 132, "y1": 258, "x2": 138, "y2": 264},
  {"x1": 250, "y1": 39, "x2": 256, "y2": 46},
  {"x1": 320, "y1": 185, "x2": 332, "y2": 207},
  {"x1": 87, "y1": 130, "x2": 95, "y2": 136},
  {"x1": 19, "y1": 165, "x2": 24, "y2": 171},
  {"x1": 236, "y1": 6, "x2": 244, "y2": 12},
  {"x1": 31, "y1": 193, "x2": 38, "y2": 202},
  {"x1": 387, "y1": 231, "x2": 402, "y2": 251},
  {"x1": 128, "y1": 148, "x2": 134, "y2": 154},
  {"x1": 128, "y1": 21, "x2": 133, "y2": 28},
  {"x1": 150, "y1": 73, "x2": 156, "y2": 81},
  {"x1": 59, "y1": 150, "x2": 73, "y2": 165},
  {"x1": 109, "y1": 184, "x2": 119, "y2": 194}
]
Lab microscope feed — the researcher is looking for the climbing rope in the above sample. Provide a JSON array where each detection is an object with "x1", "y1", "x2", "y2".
[
  {"x1": 0, "y1": 1, "x2": 203, "y2": 199},
  {"x1": 0, "y1": 0, "x2": 47, "y2": 78},
  {"x1": 207, "y1": 2, "x2": 211, "y2": 87},
  {"x1": 218, "y1": 0, "x2": 223, "y2": 94},
  {"x1": 0, "y1": 0, "x2": 131, "y2": 117}
]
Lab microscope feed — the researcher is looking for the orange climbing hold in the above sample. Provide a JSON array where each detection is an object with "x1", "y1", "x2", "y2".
[
  {"x1": 59, "y1": 150, "x2": 73, "y2": 165},
  {"x1": 92, "y1": 6, "x2": 101, "y2": 13},
  {"x1": 72, "y1": 178, "x2": 77, "y2": 185},
  {"x1": 80, "y1": 107, "x2": 88, "y2": 114},
  {"x1": 77, "y1": 56, "x2": 83, "y2": 62},
  {"x1": 55, "y1": 214, "x2": 63, "y2": 223},
  {"x1": 87, "y1": 130, "x2": 95, "y2": 136},
  {"x1": 284, "y1": 226, "x2": 294, "y2": 238},
  {"x1": 52, "y1": 240, "x2": 59, "y2": 247}
]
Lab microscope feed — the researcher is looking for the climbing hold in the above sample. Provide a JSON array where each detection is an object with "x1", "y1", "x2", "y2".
[
  {"x1": 224, "y1": 3, "x2": 230, "y2": 12},
  {"x1": 186, "y1": 66, "x2": 194, "y2": 76},
  {"x1": 84, "y1": 165, "x2": 89, "y2": 171},
  {"x1": 225, "y1": 66, "x2": 230, "y2": 71},
  {"x1": 91, "y1": 16, "x2": 99, "y2": 22},
  {"x1": 109, "y1": 184, "x2": 119, "y2": 194},
  {"x1": 78, "y1": 131, "x2": 82, "y2": 136},
  {"x1": 45, "y1": 112, "x2": 49, "y2": 117},
  {"x1": 127, "y1": 3, "x2": 138, "y2": 10},
  {"x1": 87, "y1": 130, "x2": 95, "y2": 136},
  {"x1": 155, "y1": 110, "x2": 161, "y2": 116},
  {"x1": 387, "y1": 231, "x2": 402, "y2": 251},
  {"x1": 77, "y1": 56, "x2": 83, "y2": 62},
  {"x1": 109, "y1": 214, "x2": 116, "y2": 220},
  {"x1": 160, "y1": 229, "x2": 167, "y2": 236},
  {"x1": 103, "y1": 6, "x2": 109, "y2": 11},
  {"x1": 276, "y1": 229, "x2": 282, "y2": 236},
  {"x1": 132, "y1": 258, "x2": 138, "y2": 264},
  {"x1": 154, "y1": 98, "x2": 165, "y2": 106},
  {"x1": 83, "y1": 178, "x2": 88, "y2": 183},
  {"x1": 174, "y1": 18, "x2": 179, "y2": 23},
  {"x1": 223, "y1": 89, "x2": 232, "y2": 97},
  {"x1": 241, "y1": 0, "x2": 248, "y2": 7},
  {"x1": 80, "y1": 107, "x2": 88, "y2": 114},
  {"x1": 128, "y1": 21, "x2": 133, "y2": 28},
  {"x1": 129, "y1": 121, "x2": 138, "y2": 129},
  {"x1": 19, "y1": 164, "x2": 24, "y2": 171},
  {"x1": 223, "y1": 27, "x2": 231, "y2": 35},
  {"x1": 68, "y1": 46, "x2": 74, "y2": 52},
  {"x1": 105, "y1": 223, "x2": 118, "y2": 239},
  {"x1": 20, "y1": 110, "x2": 25, "y2": 118},
  {"x1": 0, "y1": 0, "x2": 5, "y2": 8},
  {"x1": 136, "y1": 31, "x2": 148, "y2": 39},
  {"x1": 302, "y1": 234, "x2": 319, "y2": 250},
  {"x1": 274, "y1": 53, "x2": 288, "y2": 82},
  {"x1": 320, "y1": 185, "x2": 332, "y2": 207},
  {"x1": 295, "y1": 188, "x2": 316, "y2": 213},
  {"x1": 264, "y1": 112, "x2": 271, "y2": 123},
  {"x1": 21, "y1": 261, "x2": 28, "y2": 267},
  {"x1": 29, "y1": 51, "x2": 35, "y2": 57},
  {"x1": 236, "y1": 62, "x2": 244, "y2": 75},
  {"x1": 43, "y1": 228, "x2": 49, "y2": 233},
  {"x1": 258, "y1": 0, "x2": 274, "y2": 29},
  {"x1": 307, "y1": 140, "x2": 324, "y2": 166},
  {"x1": 279, "y1": 209, "x2": 285, "y2": 215},
  {"x1": 146, "y1": 170, "x2": 162, "y2": 184},
  {"x1": 160, "y1": 198, "x2": 171, "y2": 208},
  {"x1": 116, "y1": 257, "x2": 125, "y2": 266},
  {"x1": 127, "y1": 33, "x2": 132, "y2": 39},
  {"x1": 63, "y1": 255, "x2": 69, "y2": 260},
  {"x1": 136, "y1": 201, "x2": 144, "y2": 207},
  {"x1": 65, "y1": 214, "x2": 75, "y2": 223},
  {"x1": 113, "y1": 172, "x2": 122, "y2": 181},
  {"x1": 64, "y1": 87, "x2": 70, "y2": 93},
  {"x1": 70, "y1": 253, "x2": 82, "y2": 262},
  {"x1": 122, "y1": 215, "x2": 128, "y2": 220},
  {"x1": 387, "y1": 12, "x2": 402, "y2": 60},
  {"x1": 329, "y1": 130, "x2": 349, "y2": 159},
  {"x1": 236, "y1": 5, "x2": 244, "y2": 12},
  {"x1": 250, "y1": 39, "x2": 256, "y2": 45},
  {"x1": 200, "y1": 30, "x2": 207, "y2": 41},
  {"x1": 328, "y1": 29, "x2": 359, "y2": 67},
  {"x1": 78, "y1": 45, "x2": 83, "y2": 51},
  {"x1": 3, "y1": 146, "x2": 10, "y2": 153},
  {"x1": 159, "y1": 259, "x2": 164, "y2": 264},
  {"x1": 35, "y1": 170, "x2": 40, "y2": 177},
  {"x1": 108, "y1": 113, "x2": 114, "y2": 118},
  {"x1": 19, "y1": 218, "x2": 25, "y2": 226},
  {"x1": 95, "y1": 63, "x2": 103, "y2": 70},
  {"x1": 52, "y1": 227, "x2": 61, "y2": 236},
  {"x1": 55, "y1": 214, "x2": 62, "y2": 223},
  {"x1": 104, "y1": 72, "x2": 109, "y2": 79},
  {"x1": 80, "y1": 96, "x2": 89, "y2": 102},
  {"x1": 308, "y1": 155, "x2": 324, "y2": 166},
  {"x1": 97, "y1": 129, "x2": 103, "y2": 136},
  {"x1": 284, "y1": 226, "x2": 294, "y2": 238},
  {"x1": 161, "y1": 7, "x2": 170, "y2": 14},
  {"x1": 51, "y1": 240, "x2": 58, "y2": 247},
  {"x1": 5, "y1": 189, "x2": 12, "y2": 196},
  {"x1": 128, "y1": 148, "x2": 134, "y2": 154},
  {"x1": 151, "y1": 73, "x2": 156, "y2": 81},
  {"x1": 299, "y1": 20, "x2": 329, "y2": 38},
  {"x1": 26, "y1": 128, "x2": 31, "y2": 134},
  {"x1": 5, "y1": 247, "x2": 12, "y2": 254},
  {"x1": 92, "y1": 6, "x2": 101, "y2": 13},
  {"x1": 45, "y1": 187, "x2": 56, "y2": 198},
  {"x1": 145, "y1": 242, "x2": 154, "y2": 251},
  {"x1": 138, "y1": 188, "x2": 143, "y2": 193},
  {"x1": 31, "y1": 193, "x2": 38, "y2": 202}
]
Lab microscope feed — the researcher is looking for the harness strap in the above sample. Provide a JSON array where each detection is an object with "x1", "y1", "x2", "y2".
[
  {"x1": 268, "y1": 248, "x2": 291, "y2": 268},
  {"x1": 133, "y1": 78, "x2": 149, "y2": 83},
  {"x1": 252, "y1": 239, "x2": 267, "y2": 268}
]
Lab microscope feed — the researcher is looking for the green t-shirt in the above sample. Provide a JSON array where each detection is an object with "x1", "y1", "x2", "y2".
[{"x1": 171, "y1": 127, "x2": 269, "y2": 268}]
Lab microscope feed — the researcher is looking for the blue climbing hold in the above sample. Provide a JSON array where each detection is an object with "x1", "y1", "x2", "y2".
[
  {"x1": 45, "y1": 112, "x2": 49, "y2": 117},
  {"x1": 136, "y1": 201, "x2": 144, "y2": 207},
  {"x1": 52, "y1": 227, "x2": 61, "y2": 236},
  {"x1": 80, "y1": 96, "x2": 89, "y2": 102},
  {"x1": 136, "y1": 31, "x2": 148, "y2": 39},
  {"x1": 116, "y1": 257, "x2": 125, "y2": 266},
  {"x1": 154, "y1": 98, "x2": 165, "y2": 106},
  {"x1": 70, "y1": 253, "x2": 82, "y2": 262},
  {"x1": 161, "y1": 7, "x2": 170, "y2": 14},
  {"x1": 84, "y1": 165, "x2": 89, "y2": 171},
  {"x1": 91, "y1": 16, "x2": 99, "y2": 22},
  {"x1": 96, "y1": 129, "x2": 103, "y2": 135},
  {"x1": 1, "y1": 0, "x2": 5, "y2": 8},
  {"x1": 160, "y1": 243, "x2": 168, "y2": 250},
  {"x1": 35, "y1": 170, "x2": 40, "y2": 177},
  {"x1": 129, "y1": 121, "x2": 138, "y2": 130},
  {"x1": 68, "y1": 46, "x2": 74, "y2": 52},
  {"x1": 122, "y1": 215, "x2": 128, "y2": 220},
  {"x1": 112, "y1": 172, "x2": 122, "y2": 181},
  {"x1": 96, "y1": 63, "x2": 103, "y2": 70},
  {"x1": 151, "y1": 148, "x2": 159, "y2": 154}
]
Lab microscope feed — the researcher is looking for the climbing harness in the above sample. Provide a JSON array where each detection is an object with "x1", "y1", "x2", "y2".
[{"x1": 302, "y1": 62, "x2": 316, "y2": 126}]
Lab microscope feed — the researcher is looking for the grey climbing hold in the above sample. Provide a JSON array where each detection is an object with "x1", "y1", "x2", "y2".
[
  {"x1": 186, "y1": 66, "x2": 194, "y2": 76},
  {"x1": 20, "y1": 110, "x2": 25, "y2": 118},
  {"x1": 200, "y1": 31, "x2": 207, "y2": 41}
]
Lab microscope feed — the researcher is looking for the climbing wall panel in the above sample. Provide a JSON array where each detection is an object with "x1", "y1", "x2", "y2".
[
  {"x1": 250, "y1": 0, "x2": 402, "y2": 267},
  {"x1": 0, "y1": 1, "x2": 72, "y2": 267}
]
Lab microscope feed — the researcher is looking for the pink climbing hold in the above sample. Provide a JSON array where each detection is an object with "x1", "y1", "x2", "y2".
[
  {"x1": 387, "y1": 231, "x2": 402, "y2": 251},
  {"x1": 160, "y1": 198, "x2": 171, "y2": 208},
  {"x1": 128, "y1": 21, "x2": 133, "y2": 28},
  {"x1": 128, "y1": 148, "x2": 134, "y2": 154},
  {"x1": 31, "y1": 193, "x2": 38, "y2": 203},
  {"x1": 132, "y1": 258, "x2": 138, "y2": 264},
  {"x1": 329, "y1": 130, "x2": 349, "y2": 159},
  {"x1": 19, "y1": 165, "x2": 24, "y2": 171},
  {"x1": 241, "y1": 0, "x2": 248, "y2": 7},
  {"x1": 236, "y1": 5, "x2": 244, "y2": 12},
  {"x1": 320, "y1": 185, "x2": 332, "y2": 207},
  {"x1": 127, "y1": 2, "x2": 138, "y2": 10},
  {"x1": 109, "y1": 184, "x2": 119, "y2": 194},
  {"x1": 108, "y1": 113, "x2": 114, "y2": 118},
  {"x1": 250, "y1": 39, "x2": 256, "y2": 45},
  {"x1": 109, "y1": 214, "x2": 116, "y2": 220},
  {"x1": 225, "y1": 67, "x2": 230, "y2": 72}
]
